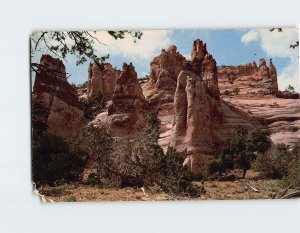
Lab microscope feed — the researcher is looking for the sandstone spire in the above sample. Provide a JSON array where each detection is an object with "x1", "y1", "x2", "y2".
[
  {"x1": 106, "y1": 63, "x2": 147, "y2": 136},
  {"x1": 87, "y1": 63, "x2": 120, "y2": 100},
  {"x1": 268, "y1": 59, "x2": 278, "y2": 91},
  {"x1": 143, "y1": 45, "x2": 186, "y2": 106},
  {"x1": 33, "y1": 54, "x2": 84, "y2": 138}
]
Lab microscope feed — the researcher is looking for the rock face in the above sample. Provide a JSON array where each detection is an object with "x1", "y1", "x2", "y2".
[
  {"x1": 87, "y1": 63, "x2": 120, "y2": 100},
  {"x1": 33, "y1": 54, "x2": 84, "y2": 138},
  {"x1": 143, "y1": 45, "x2": 186, "y2": 106},
  {"x1": 218, "y1": 59, "x2": 300, "y2": 148},
  {"x1": 106, "y1": 63, "x2": 148, "y2": 136}
]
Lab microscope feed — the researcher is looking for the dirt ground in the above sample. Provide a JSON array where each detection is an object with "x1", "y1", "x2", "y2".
[{"x1": 38, "y1": 178, "x2": 296, "y2": 202}]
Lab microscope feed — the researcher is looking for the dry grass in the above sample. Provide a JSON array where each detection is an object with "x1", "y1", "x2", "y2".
[{"x1": 39, "y1": 179, "x2": 288, "y2": 202}]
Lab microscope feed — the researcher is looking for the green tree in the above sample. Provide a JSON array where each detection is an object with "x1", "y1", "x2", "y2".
[
  {"x1": 254, "y1": 143, "x2": 300, "y2": 183},
  {"x1": 208, "y1": 129, "x2": 271, "y2": 179},
  {"x1": 285, "y1": 84, "x2": 295, "y2": 93},
  {"x1": 31, "y1": 96, "x2": 87, "y2": 187}
]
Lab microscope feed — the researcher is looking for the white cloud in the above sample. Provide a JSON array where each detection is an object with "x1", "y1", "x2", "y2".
[
  {"x1": 92, "y1": 30, "x2": 172, "y2": 61},
  {"x1": 241, "y1": 30, "x2": 259, "y2": 44},
  {"x1": 278, "y1": 56, "x2": 300, "y2": 92},
  {"x1": 241, "y1": 28, "x2": 299, "y2": 92}
]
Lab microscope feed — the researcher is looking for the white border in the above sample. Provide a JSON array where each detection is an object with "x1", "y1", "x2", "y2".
[{"x1": 0, "y1": 0, "x2": 299, "y2": 232}]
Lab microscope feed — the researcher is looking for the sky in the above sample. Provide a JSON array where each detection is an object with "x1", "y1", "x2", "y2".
[{"x1": 31, "y1": 28, "x2": 299, "y2": 92}]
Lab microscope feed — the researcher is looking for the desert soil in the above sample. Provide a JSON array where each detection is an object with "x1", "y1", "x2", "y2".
[{"x1": 38, "y1": 179, "x2": 294, "y2": 202}]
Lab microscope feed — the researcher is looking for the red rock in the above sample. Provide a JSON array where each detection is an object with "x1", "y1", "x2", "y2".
[
  {"x1": 143, "y1": 45, "x2": 186, "y2": 106},
  {"x1": 33, "y1": 54, "x2": 84, "y2": 138},
  {"x1": 87, "y1": 63, "x2": 120, "y2": 100},
  {"x1": 106, "y1": 63, "x2": 148, "y2": 136}
]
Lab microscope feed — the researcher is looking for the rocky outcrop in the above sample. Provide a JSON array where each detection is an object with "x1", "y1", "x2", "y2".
[
  {"x1": 106, "y1": 63, "x2": 148, "y2": 136},
  {"x1": 142, "y1": 45, "x2": 186, "y2": 106},
  {"x1": 87, "y1": 63, "x2": 120, "y2": 100},
  {"x1": 33, "y1": 54, "x2": 84, "y2": 138}
]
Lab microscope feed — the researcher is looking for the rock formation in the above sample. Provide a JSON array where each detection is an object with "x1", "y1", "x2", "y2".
[
  {"x1": 168, "y1": 39, "x2": 265, "y2": 172},
  {"x1": 268, "y1": 59, "x2": 279, "y2": 91},
  {"x1": 87, "y1": 63, "x2": 120, "y2": 100},
  {"x1": 33, "y1": 54, "x2": 84, "y2": 138},
  {"x1": 106, "y1": 63, "x2": 148, "y2": 136},
  {"x1": 170, "y1": 71, "x2": 214, "y2": 170},
  {"x1": 191, "y1": 39, "x2": 219, "y2": 99},
  {"x1": 143, "y1": 45, "x2": 186, "y2": 106}
]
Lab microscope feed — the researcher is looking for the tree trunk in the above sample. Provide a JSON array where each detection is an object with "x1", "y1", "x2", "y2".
[{"x1": 242, "y1": 169, "x2": 247, "y2": 179}]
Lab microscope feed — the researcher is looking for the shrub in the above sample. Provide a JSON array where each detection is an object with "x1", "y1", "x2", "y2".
[
  {"x1": 80, "y1": 91, "x2": 104, "y2": 121},
  {"x1": 159, "y1": 147, "x2": 199, "y2": 196},
  {"x1": 207, "y1": 129, "x2": 271, "y2": 179},
  {"x1": 83, "y1": 112, "x2": 200, "y2": 196},
  {"x1": 284, "y1": 143, "x2": 300, "y2": 186},
  {"x1": 285, "y1": 84, "x2": 295, "y2": 93},
  {"x1": 233, "y1": 87, "x2": 240, "y2": 95},
  {"x1": 254, "y1": 143, "x2": 300, "y2": 184},
  {"x1": 32, "y1": 132, "x2": 87, "y2": 187}
]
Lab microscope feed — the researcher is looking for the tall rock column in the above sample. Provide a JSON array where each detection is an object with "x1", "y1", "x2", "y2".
[
  {"x1": 33, "y1": 54, "x2": 84, "y2": 138},
  {"x1": 87, "y1": 63, "x2": 120, "y2": 100},
  {"x1": 202, "y1": 54, "x2": 220, "y2": 99},
  {"x1": 106, "y1": 63, "x2": 148, "y2": 136},
  {"x1": 170, "y1": 70, "x2": 214, "y2": 172},
  {"x1": 258, "y1": 58, "x2": 270, "y2": 81},
  {"x1": 191, "y1": 39, "x2": 220, "y2": 99},
  {"x1": 268, "y1": 59, "x2": 278, "y2": 92}
]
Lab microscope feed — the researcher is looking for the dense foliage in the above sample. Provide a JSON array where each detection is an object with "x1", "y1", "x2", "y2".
[
  {"x1": 31, "y1": 97, "x2": 86, "y2": 187},
  {"x1": 80, "y1": 91, "x2": 105, "y2": 121},
  {"x1": 83, "y1": 111, "x2": 199, "y2": 196},
  {"x1": 254, "y1": 143, "x2": 300, "y2": 186},
  {"x1": 206, "y1": 129, "x2": 271, "y2": 179}
]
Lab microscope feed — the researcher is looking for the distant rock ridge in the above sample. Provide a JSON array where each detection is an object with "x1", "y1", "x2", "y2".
[
  {"x1": 87, "y1": 63, "x2": 120, "y2": 100},
  {"x1": 218, "y1": 58, "x2": 279, "y2": 96},
  {"x1": 33, "y1": 54, "x2": 84, "y2": 138}
]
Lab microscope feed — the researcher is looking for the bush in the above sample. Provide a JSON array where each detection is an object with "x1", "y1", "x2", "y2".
[
  {"x1": 80, "y1": 91, "x2": 104, "y2": 121},
  {"x1": 83, "y1": 112, "x2": 200, "y2": 196},
  {"x1": 284, "y1": 143, "x2": 300, "y2": 186},
  {"x1": 32, "y1": 96, "x2": 87, "y2": 187},
  {"x1": 254, "y1": 143, "x2": 300, "y2": 184},
  {"x1": 82, "y1": 112, "x2": 162, "y2": 188},
  {"x1": 233, "y1": 87, "x2": 240, "y2": 95},
  {"x1": 159, "y1": 147, "x2": 199, "y2": 196},
  {"x1": 32, "y1": 132, "x2": 87, "y2": 187},
  {"x1": 207, "y1": 129, "x2": 271, "y2": 179}
]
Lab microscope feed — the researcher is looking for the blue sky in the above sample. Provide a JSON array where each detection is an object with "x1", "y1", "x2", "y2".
[{"x1": 32, "y1": 29, "x2": 299, "y2": 92}]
